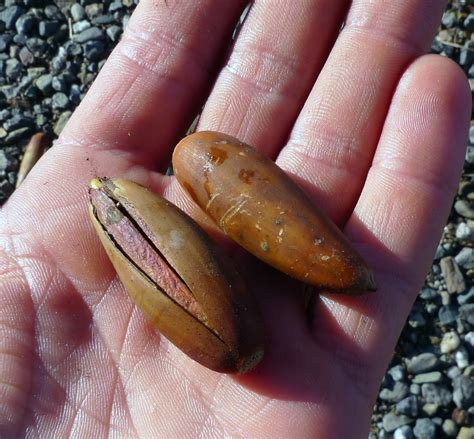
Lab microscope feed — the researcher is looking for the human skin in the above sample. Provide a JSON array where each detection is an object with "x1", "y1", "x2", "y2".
[{"x1": 0, "y1": 0, "x2": 470, "y2": 437}]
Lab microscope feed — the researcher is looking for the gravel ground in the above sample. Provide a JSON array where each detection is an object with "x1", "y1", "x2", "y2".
[{"x1": 0, "y1": 1, "x2": 473, "y2": 438}]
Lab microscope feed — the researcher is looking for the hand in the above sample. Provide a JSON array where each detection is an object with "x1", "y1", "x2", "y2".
[{"x1": 0, "y1": 1, "x2": 470, "y2": 437}]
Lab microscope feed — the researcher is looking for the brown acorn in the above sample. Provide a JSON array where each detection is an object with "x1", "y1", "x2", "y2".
[
  {"x1": 172, "y1": 131, "x2": 376, "y2": 294},
  {"x1": 88, "y1": 178, "x2": 264, "y2": 373}
]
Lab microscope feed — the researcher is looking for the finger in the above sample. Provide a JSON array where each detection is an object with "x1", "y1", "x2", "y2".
[
  {"x1": 61, "y1": 0, "x2": 247, "y2": 171},
  {"x1": 277, "y1": 0, "x2": 447, "y2": 224},
  {"x1": 197, "y1": 0, "x2": 351, "y2": 157},
  {"x1": 312, "y1": 55, "x2": 470, "y2": 401}
]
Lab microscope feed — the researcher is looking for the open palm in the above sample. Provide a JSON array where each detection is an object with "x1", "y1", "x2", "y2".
[{"x1": 0, "y1": 1, "x2": 470, "y2": 437}]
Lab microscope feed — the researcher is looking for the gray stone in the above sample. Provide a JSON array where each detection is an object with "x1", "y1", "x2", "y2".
[
  {"x1": 74, "y1": 27, "x2": 104, "y2": 43},
  {"x1": 410, "y1": 383, "x2": 421, "y2": 395},
  {"x1": 52, "y1": 76, "x2": 66, "y2": 92},
  {"x1": 413, "y1": 418, "x2": 436, "y2": 439},
  {"x1": 460, "y1": 304, "x2": 474, "y2": 325},
  {"x1": 388, "y1": 365, "x2": 406, "y2": 382},
  {"x1": 19, "y1": 46, "x2": 34, "y2": 66},
  {"x1": 442, "y1": 419, "x2": 457, "y2": 437},
  {"x1": 26, "y1": 38, "x2": 46, "y2": 57},
  {"x1": 455, "y1": 346, "x2": 470, "y2": 369},
  {"x1": 455, "y1": 200, "x2": 474, "y2": 219},
  {"x1": 470, "y1": 126, "x2": 474, "y2": 145},
  {"x1": 65, "y1": 41, "x2": 82, "y2": 56},
  {"x1": 83, "y1": 40, "x2": 105, "y2": 61},
  {"x1": 465, "y1": 331, "x2": 474, "y2": 348},
  {"x1": 72, "y1": 20, "x2": 91, "y2": 34},
  {"x1": 421, "y1": 403, "x2": 438, "y2": 416},
  {"x1": 92, "y1": 14, "x2": 114, "y2": 25},
  {"x1": 0, "y1": 180, "x2": 14, "y2": 200},
  {"x1": 408, "y1": 311, "x2": 426, "y2": 328},
  {"x1": 458, "y1": 427, "x2": 474, "y2": 439},
  {"x1": 466, "y1": 146, "x2": 474, "y2": 164},
  {"x1": 44, "y1": 5, "x2": 63, "y2": 21},
  {"x1": 465, "y1": 13, "x2": 474, "y2": 32},
  {"x1": 406, "y1": 353, "x2": 440, "y2": 374},
  {"x1": 52, "y1": 92, "x2": 69, "y2": 111},
  {"x1": 5, "y1": 59, "x2": 22, "y2": 80},
  {"x1": 53, "y1": 111, "x2": 71, "y2": 136},
  {"x1": 456, "y1": 224, "x2": 474, "y2": 241},
  {"x1": 419, "y1": 288, "x2": 437, "y2": 300},
  {"x1": 440, "y1": 257, "x2": 466, "y2": 294},
  {"x1": 36, "y1": 74, "x2": 53, "y2": 95},
  {"x1": 0, "y1": 35, "x2": 12, "y2": 53},
  {"x1": 379, "y1": 381, "x2": 410, "y2": 403},
  {"x1": 441, "y1": 331, "x2": 461, "y2": 353},
  {"x1": 0, "y1": 151, "x2": 8, "y2": 174},
  {"x1": 85, "y1": 3, "x2": 104, "y2": 19},
  {"x1": 109, "y1": 1, "x2": 124, "y2": 13},
  {"x1": 0, "y1": 6, "x2": 24, "y2": 30},
  {"x1": 456, "y1": 248, "x2": 474, "y2": 269},
  {"x1": 396, "y1": 396, "x2": 418, "y2": 417},
  {"x1": 394, "y1": 425, "x2": 414, "y2": 439},
  {"x1": 460, "y1": 42, "x2": 474, "y2": 67},
  {"x1": 382, "y1": 413, "x2": 413, "y2": 432},
  {"x1": 439, "y1": 304, "x2": 459, "y2": 325},
  {"x1": 5, "y1": 127, "x2": 33, "y2": 145},
  {"x1": 106, "y1": 24, "x2": 122, "y2": 42},
  {"x1": 412, "y1": 371, "x2": 442, "y2": 384},
  {"x1": 15, "y1": 13, "x2": 35, "y2": 35},
  {"x1": 3, "y1": 115, "x2": 34, "y2": 131},
  {"x1": 39, "y1": 20, "x2": 61, "y2": 38},
  {"x1": 122, "y1": 14, "x2": 130, "y2": 28},
  {"x1": 421, "y1": 383, "x2": 452, "y2": 407},
  {"x1": 453, "y1": 375, "x2": 474, "y2": 408},
  {"x1": 442, "y1": 11, "x2": 457, "y2": 28},
  {"x1": 71, "y1": 3, "x2": 86, "y2": 22}
]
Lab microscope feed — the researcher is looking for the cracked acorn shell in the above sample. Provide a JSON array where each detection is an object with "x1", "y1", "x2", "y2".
[
  {"x1": 172, "y1": 131, "x2": 376, "y2": 294},
  {"x1": 88, "y1": 178, "x2": 264, "y2": 373}
]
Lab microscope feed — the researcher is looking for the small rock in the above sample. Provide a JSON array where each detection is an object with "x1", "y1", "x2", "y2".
[
  {"x1": 406, "y1": 353, "x2": 440, "y2": 374},
  {"x1": 0, "y1": 6, "x2": 24, "y2": 30},
  {"x1": 71, "y1": 3, "x2": 86, "y2": 22},
  {"x1": 455, "y1": 347, "x2": 470, "y2": 369},
  {"x1": 85, "y1": 3, "x2": 104, "y2": 19},
  {"x1": 83, "y1": 40, "x2": 105, "y2": 61},
  {"x1": 465, "y1": 13, "x2": 474, "y2": 32},
  {"x1": 72, "y1": 19, "x2": 91, "y2": 34},
  {"x1": 396, "y1": 396, "x2": 418, "y2": 417},
  {"x1": 410, "y1": 384, "x2": 421, "y2": 395},
  {"x1": 19, "y1": 46, "x2": 34, "y2": 66},
  {"x1": 453, "y1": 375, "x2": 474, "y2": 409},
  {"x1": 394, "y1": 425, "x2": 414, "y2": 439},
  {"x1": 441, "y1": 290, "x2": 451, "y2": 306},
  {"x1": 465, "y1": 332, "x2": 474, "y2": 348},
  {"x1": 460, "y1": 42, "x2": 474, "y2": 67},
  {"x1": 108, "y1": 1, "x2": 124, "y2": 13},
  {"x1": 380, "y1": 381, "x2": 410, "y2": 403},
  {"x1": 0, "y1": 151, "x2": 8, "y2": 174},
  {"x1": 92, "y1": 14, "x2": 114, "y2": 25},
  {"x1": 413, "y1": 418, "x2": 436, "y2": 439},
  {"x1": 52, "y1": 76, "x2": 66, "y2": 92},
  {"x1": 383, "y1": 413, "x2": 413, "y2": 432},
  {"x1": 456, "y1": 224, "x2": 474, "y2": 241},
  {"x1": 5, "y1": 59, "x2": 22, "y2": 80},
  {"x1": 39, "y1": 20, "x2": 61, "y2": 38},
  {"x1": 460, "y1": 304, "x2": 474, "y2": 325},
  {"x1": 26, "y1": 38, "x2": 46, "y2": 57},
  {"x1": 458, "y1": 427, "x2": 474, "y2": 439},
  {"x1": 421, "y1": 383, "x2": 452, "y2": 407},
  {"x1": 440, "y1": 257, "x2": 466, "y2": 294},
  {"x1": 44, "y1": 4, "x2": 63, "y2": 21},
  {"x1": 74, "y1": 26, "x2": 104, "y2": 43},
  {"x1": 412, "y1": 371, "x2": 443, "y2": 384},
  {"x1": 441, "y1": 331, "x2": 461, "y2": 353},
  {"x1": 458, "y1": 288, "x2": 474, "y2": 306},
  {"x1": 455, "y1": 200, "x2": 474, "y2": 219},
  {"x1": 51, "y1": 92, "x2": 69, "y2": 111},
  {"x1": 452, "y1": 407, "x2": 469, "y2": 425},
  {"x1": 442, "y1": 419, "x2": 457, "y2": 437},
  {"x1": 5, "y1": 127, "x2": 33, "y2": 145},
  {"x1": 36, "y1": 74, "x2": 53, "y2": 95},
  {"x1": 15, "y1": 13, "x2": 35, "y2": 35},
  {"x1": 439, "y1": 304, "x2": 460, "y2": 326},
  {"x1": 388, "y1": 365, "x2": 406, "y2": 382},
  {"x1": 421, "y1": 403, "x2": 438, "y2": 416},
  {"x1": 53, "y1": 111, "x2": 71, "y2": 136},
  {"x1": 0, "y1": 180, "x2": 14, "y2": 200},
  {"x1": 442, "y1": 10, "x2": 457, "y2": 28},
  {"x1": 420, "y1": 287, "x2": 437, "y2": 300},
  {"x1": 3, "y1": 115, "x2": 34, "y2": 131},
  {"x1": 470, "y1": 126, "x2": 474, "y2": 145},
  {"x1": 106, "y1": 24, "x2": 122, "y2": 42}
]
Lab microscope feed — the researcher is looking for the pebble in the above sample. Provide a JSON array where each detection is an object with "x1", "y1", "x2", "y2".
[
  {"x1": 85, "y1": 3, "x2": 104, "y2": 19},
  {"x1": 388, "y1": 365, "x2": 406, "y2": 382},
  {"x1": 0, "y1": 6, "x2": 24, "y2": 30},
  {"x1": 442, "y1": 419, "x2": 458, "y2": 437},
  {"x1": 459, "y1": 289, "x2": 474, "y2": 307},
  {"x1": 439, "y1": 304, "x2": 460, "y2": 326},
  {"x1": 106, "y1": 25, "x2": 122, "y2": 42},
  {"x1": 421, "y1": 383, "x2": 452, "y2": 407},
  {"x1": 19, "y1": 46, "x2": 34, "y2": 66},
  {"x1": 6, "y1": 58, "x2": 22, "y2": 80},
  {"x1": 412, "y1": 372, "x2": 443, "y2": 384},
  {"x1": 447, "y1": 366, "x2": 463, "y2": 379},
  {"x1": 394, "y1": 425, "x2": 414, "y2": 439},
  {"x1": 460, "y1": 304, "x2": 474, "y2": 325},
  {"x1": 396, "y1": 396, "x2": 418, "y2": 417},
  {"x1": 51, "y1": 92, "x2": 69, "y2": 111},
  {"x1": 458, "y1": 427, "x2": 474, "y2": 439},
  {"x1": 74, "y1": 27, "x2": 105, "y2": 43},
  {"x1": 455, "y1": 347, "x2": 470, "y2": 369},
  {"x1": 440, "y1": 257, "x2": 466, "y2": 294},
  {"x1": 455, "y1": 200, "x2": 474, "y2": 219},
  {"x1": 53, "y1": 110, "x2": 71, "y2": 136},
  {"x1": 410, "y1": 384, "x2": 421, "y2": 395},
  {"x1": 83, "y1": 40, "x2": 105, "y2": 61},
  {"x1": 465, "y1": 13, "x2": 474, "y2": 32},
  {"x1": 0, "y1": 180, "x2": 14, "y2": 201},
  {"x1": 70, "y1": 3, "x2": 86, "y2": 22},
  {"x1": 39, "y1": 20, "x2": 60, "y2": 38},
  {"x1": 406, "y1": 353, "x2": 440, "y2": 374},
  {"x1": 380, "y1": 381, "x2": 410, "y2": 403},
  {"x1": 36, "y1": 74, "x2": 53, "y2": 95},
  {"x1": 3, "y1": 114, "x2": 34, "y2": 131},
  {"x1": 421, "y1": 403, "x2": 438, "y2": 416},
  {"x1": 15, "y1": 13, "x2": 35, "y2": 35},
  {"x1": 456, "y1": 223, "x2": 474, "y2": 241},
  {"x1": 465, "y1": 331, "x2": 474, "y2": 348},
  {"x1": 72, "y1": 20, "x2": 91, "y2": 34},
  {"x1": 453, "y1": 375, "x2": 474, "y2": 408},
  {"x1": 5, "y1": 126, "x2": 32, "y2": 145},
  {"x1": 413, "y1": 418, "x2": 436, "y2": 439},
  {"x1": 383, "y1": 413, "x2": 413, "y2": 432},
  {"x1": 441, "y1": 331, "x2": 461, "y2": 353}
]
